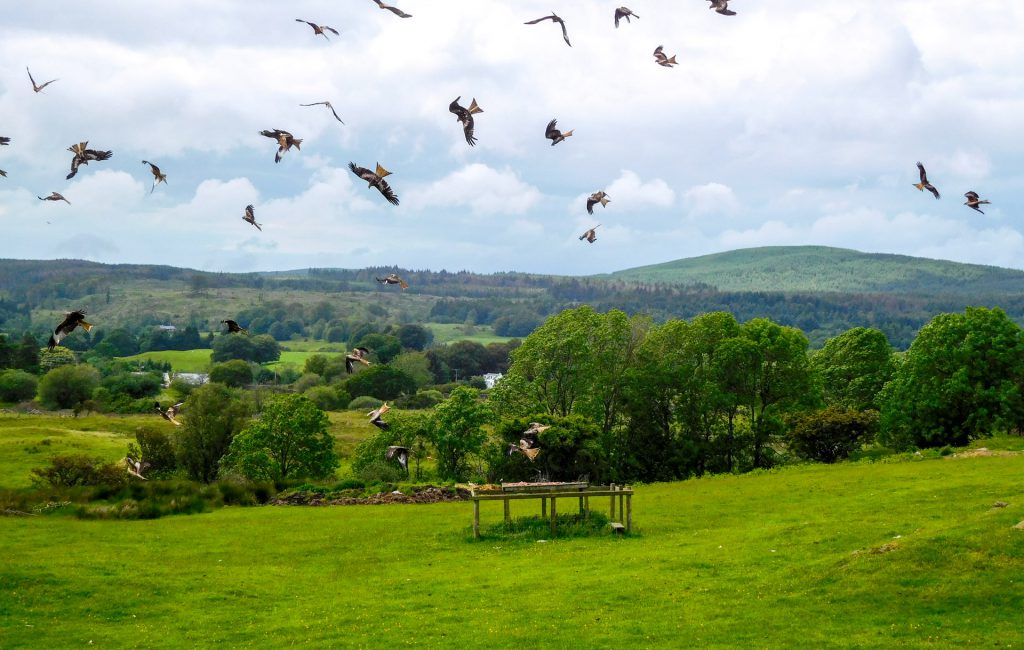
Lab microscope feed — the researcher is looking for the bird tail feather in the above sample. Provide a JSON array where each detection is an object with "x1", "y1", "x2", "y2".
[
  {"x1": 468, "y1": 98, "x2": 483, "y2": 114},
  {"x1": 914, "y1": 183, "x2": 925, "y2": 191},
  {"x1": 524, "y1": 448, "x2": 540, "y2": 461},
  {"x1": 563, "y1": 130, "x2": 574, "y2": 139},
  {"x1": 375, "y1": 163, "x2": 392, "y2": 178},
  {"x1": 80, "y1": 321, "x2": 93, "y2": 331}
]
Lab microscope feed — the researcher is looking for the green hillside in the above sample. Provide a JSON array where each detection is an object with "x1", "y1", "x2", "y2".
[{"x1": 606, "y1": 246, "x2": 1024, "y2": 294}]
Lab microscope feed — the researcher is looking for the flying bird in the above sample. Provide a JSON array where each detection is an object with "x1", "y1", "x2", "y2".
[
  {"x1": 524, "y1": 13, "x2": 571, "y2": 47},
  {"x1": 295, "y1": 19, "x2": 340, "y2": 39},
  {"x1": 141, "y1": 160, "x2": 167, "y2": 193},
  {"x1": 155, "y1": 401, "x2": 183, "y2": 426},
  {"x1": 708, "y1": 0, "x2": 737, "y2": 16},
  {"x1": 579, "y1": 225, "x2": 600, "y2": 244},
  {"x1": 300, "y1": 101, "x2": 345, "y2": 124},
  {"x1": 259, "y1": 129, "x2": 302, "y2": 163},
  {"x1": 346, "y1": 347, "x2": 372, "y2": 374},
  {"x1": 545, "y1": 119, "x2": 574, "y2": 146},
  {"x1": 376, "y1": 273, "x2": 409, "y2": 289},
  {"x1": 653, "y1": 46, "x2": 678, "y2": 67},
  {"x1": 38, "y1": 192, "x2": 70, "y2": 204},
  {"x1": 0, "y1": 136, "x2": 9, "y2": 145},
  {"x1": 964, "y1": 191, "x2": 991, "y2": 214},
  {"x1": 508, "y1": 423, "x2": 548, "y2": 461},
  {"x1": 242, "y1": 204, "x2": 262, "y2": 231},
  {"x1": 587, "y1": 191, "x2": 610, "y2": 215},
  {"x1": 449, "y1": 96, "x2": 483, "y2": 146},
  {"x1": 614, "y1": 7, "x2": 639, "y2": 27},
  {"x1": 913, "y1": 162, "x2": 940, "y2": 199},
  {"x1": 368, "y1": 403, "x2": 391, "y2": 430},
  {"x1": 26, "y1": 66, "x2": 58, "y2": 93},
  {"x1": 66, "y1": 141, "x2": 113, "y2": 180},
  {"x1": 48, "y1": 310, "x2": 92, "y2": 351},
  {"x1": 0, "y1": 171, "x2": 5, "y2": 178},
  {"x1": 386, "y1": 445, "x2": 409, "y2": 472},
  {"x1": 349, "y1": 162, "x2": 400, "y2": 205},
  {"x1": 222, "y1": 319, "x2": 249, "y2": 335},
  {"x1": 372, "y1": 0, "x2": 412, "y2": 18},
  {"x1": 125, "y1": 456, "x2": 149, "y2": 480}
]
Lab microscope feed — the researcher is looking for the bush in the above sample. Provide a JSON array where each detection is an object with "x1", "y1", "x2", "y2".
[
  {"x1": 168, "y1": 378, "x2": 197, "y2": 402},
  {"x1": 293, "y1": 372, "x2": 322, "y2": 393},
  {"x1": 37, "y1": 364, "x2": 100, "y2": 409},
  {"x1": 348, "y1": 395, "x2": 383, "y2": 411},
  {"x1": 304, "y1": 385, "x2": 343, "y2": 411},
  {"x1": 0, "y1": 369, "x2": 38, "y2": 402},
  {"x1": 394, "y1": 389, "x2": 443, "y2": 410},
  {"x1": 209, "y1": 359, "x2": 254, "y2": 387},
  {"x1": 101, "y1": 372, "x2": 162, "y2": 399},
  {"x1": 30, "y1": 453, "x2": 127, "y2": 488},
  {"x1": 129, "y1": 427, "x2": 178, "y2": 478},
  {"x1": 221, "y1": 394, "x2": 338, "y2": 481},
  {"x1": 344, "y1": 365, "x2": 417, "y2": 401},
  {"x1": 787, "y1": 407, "x2": 879, "y2": 463},
  {"x1": 175, "y1": 383, "x2": 252, "y2": 482}
]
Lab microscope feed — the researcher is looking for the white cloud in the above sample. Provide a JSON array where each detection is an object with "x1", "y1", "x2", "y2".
[
  {"x1": 683, "y1": 182, "x2": 739, "y2": 218},
  {"x1": 407, "y1": 163, "x2": 542, "y2": 216}
]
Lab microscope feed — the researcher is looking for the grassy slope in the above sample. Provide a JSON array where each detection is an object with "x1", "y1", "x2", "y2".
[
  {"x1": 606, "y1": 245, "x2": 1024, "y2": 294},
  {"x1": 0, "y1": 413, "x2": 372, "y2": 488},
  {"x1": 2, "y1": 414, "x2": 1024, "y2": 646},
  {"x1": 427, "y1": 323, "x2": 514, "y2": 346}
]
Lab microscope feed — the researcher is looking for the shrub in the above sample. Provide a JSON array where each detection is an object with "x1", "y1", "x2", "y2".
[
  {"x1": 787, "y1": 407, "x2": 879, "y2": 463},
  {"x1": 129, "y1": 427, "x2": 178, "y2": 477},
  {"x1": 175, "y1": 383, "x2": 252, "y2": 482},
  {"x1": 209, "y1": 359, "x2": 254, "y2": 387},
  {"x1": 348, "y1": 395, "x2": 383, "y2": 411},
  {"x1": 304, "y1": 385, "x2": 343, "y2": 411},
  {"x1": 30, "y1": 453, "x2": 127, "y2": 488},
  {"x1": 221, "y1": 394, "x2": 338, "y2": 481},
  {"x1": 293, "y1": 372, "x2": 322, "y2": 393},
  {"x1": 37, "y1": 364, "x2": 100, "y2": 409},
  {"x1": 394, "y1": 389, "x2": 443, "y2": 410},
  {"x1": 344, "y1": 365, "x2": 417, "y2": 401},
  {"x1": 0, "y1": 369, "x2": 38, "y2": 402}
]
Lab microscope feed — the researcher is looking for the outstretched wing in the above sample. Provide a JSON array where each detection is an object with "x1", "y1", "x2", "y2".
[
  {"x1": 916, "y1": 162, "x2": 928, "y2": 185},
  {"x1": 377, "y1": 179, "x2": 400, "y2": 205},
  {"x1": 557, "y1": 17, "x2": 571, "y2": 46},
  {"x1": 524, "y1": 14, "x2": 554, "y2": 25},
  {"x1": 545, "y1": 119, "x2": 560, "y2": 139}
]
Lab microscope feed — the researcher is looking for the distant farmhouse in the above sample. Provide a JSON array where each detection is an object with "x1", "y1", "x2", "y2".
[
  {"x1": 483, "y1": 373, "x2": 503, "y2": 389},
  {"x1": 162, "y1": 372, "x2": 209, "y2": 388}
]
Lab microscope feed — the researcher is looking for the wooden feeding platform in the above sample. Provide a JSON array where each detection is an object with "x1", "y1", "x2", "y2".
[{"x1": 470, "y1": 482, "x2": 633, "y2": 539}]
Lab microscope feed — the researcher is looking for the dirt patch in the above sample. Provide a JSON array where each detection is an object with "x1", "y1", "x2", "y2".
[
  {"x1": 1014, "y1": 521, "x2": 1024, "y2": 530},
  {"x1": 852, "y1": 541, "x2": 900, "y2": 557},
  {"x1": 270, "y1": 485, "x2": 470, "y2": 506},
  {"x1": 949, "y1": 448, "x2": 1020, "y2": 459}
]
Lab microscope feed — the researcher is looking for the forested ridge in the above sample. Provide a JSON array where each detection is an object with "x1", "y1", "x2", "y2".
[{"x1": 2, "y1": 246, "x2": 1023, "y2": 349}]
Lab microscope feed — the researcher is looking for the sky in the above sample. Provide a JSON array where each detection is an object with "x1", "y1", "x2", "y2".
[{"x1": 0, "y1": 0, "x2": 1022, "y2": 276}]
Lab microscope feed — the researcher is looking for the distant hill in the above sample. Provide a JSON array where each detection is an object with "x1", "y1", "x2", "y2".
[
  {"x1": 3, "y1": 248, "x2": 1024, "y2": 350},
  {"x1": 605, "y1": 246, "x2": 1024, "y2": 295}
]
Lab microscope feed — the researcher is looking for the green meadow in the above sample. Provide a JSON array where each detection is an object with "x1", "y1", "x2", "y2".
[{"x1": 2, "y1": 414, "x2": 1024, "y2": 647}]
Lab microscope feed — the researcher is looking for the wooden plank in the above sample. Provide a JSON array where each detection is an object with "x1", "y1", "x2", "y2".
[
  {"x1": 473, "y1": 499, "x2": 480, "y2": 539},
  {"x1": 473, "y1": 490, "x2": 630, "y2": 501},
  {"x1": 610, "y1": 522, "x2": 625, "y2": 535}
]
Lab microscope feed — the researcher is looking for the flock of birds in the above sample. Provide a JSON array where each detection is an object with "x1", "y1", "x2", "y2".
[{"x1": 11, "y1": 1, "x2": 995, "y2": 479}]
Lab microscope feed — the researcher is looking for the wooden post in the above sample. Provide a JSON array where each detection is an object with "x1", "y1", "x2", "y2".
[
  {"x1": 610, "y1": 484, "x2": 616, "y2": 520},
  {"x1": 584, "y1": 496, "x2": 590, "y2": 521},
  {"x1": 619, "y1": 492, "x2": 624, "y2": 524},
  {"x1": 550, "y1": 497, "x2": 557, "y2": 536},
  {"x1": 626, "y1": 489, "x2": 632, "y2": 533},
  {"x1": 473, "y1": 499, "x2": 480, "y2": 539},
  {"x1": 578, "y1": 496, "x2": 584, "y2": 515},
  {"x1": 541, "y1": 497, "x2": 547, "y2": 517},
  {"x1": 503, "y1": 497, "x2": 510, "y2": 525}
]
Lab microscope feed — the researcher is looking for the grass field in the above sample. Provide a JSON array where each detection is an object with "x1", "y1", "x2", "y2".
[
  {"x1": 0, "y1": 412, "x2": 372, "y2": 488},
  {"x1": 2, "y1": 413, "x2": 1024, "y2": 647},
  {"x1": 427, "y1": 323, "x2": 515, "y2": 346}
]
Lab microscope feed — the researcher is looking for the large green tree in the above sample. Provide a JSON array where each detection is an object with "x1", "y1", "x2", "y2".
[
  {"x1": 37, "y1": 364, "x2": 100, "y2": 409},
  {"x1": 812, "y1": 327, "x2": 896, "y2": 411},
  {"x1": 222, "y1": 394, "x2": 337, "y2": 481},
  {"x1": 175, "y1": 383, "x2": 251, "y2": 482},
  {"x1": 879, "y1": 307, "x2": 1024, "y2": 449},
  {"x1": 429, "y1": 386, "x2": 493, "y2": 481}
]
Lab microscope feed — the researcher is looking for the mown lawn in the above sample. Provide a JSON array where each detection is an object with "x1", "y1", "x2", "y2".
[
  {"x1": 2, "y1": 433, "x2": 1023, "y2": 647},
  {"x1": 117, "y1": 349, "x2": 213, "y2": 373}
]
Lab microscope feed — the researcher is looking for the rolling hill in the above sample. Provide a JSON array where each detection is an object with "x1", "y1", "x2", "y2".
[{"x1": 605, "y1": 246, "x2": 1024, "y2": 295}]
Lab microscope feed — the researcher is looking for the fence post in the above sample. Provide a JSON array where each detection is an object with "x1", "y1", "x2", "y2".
[
  {"x1": 550, "y1": 497, "x2": 557, "y2": 536},
  {"x1": 626, "y1": 488, "x2": 632, "y2": 533},
  {"x1": 541, "y1": 497, "x2": 547, "y2": 517},
  {"x1": 473, "y1": 499, "x2": 480, "y2": 539},
  {"x1": 610, "y1": 483, "x2": 616, "y2": 520},
  {"x1": 503, "y1": 497, "x2": 510, "y2": 525}
]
